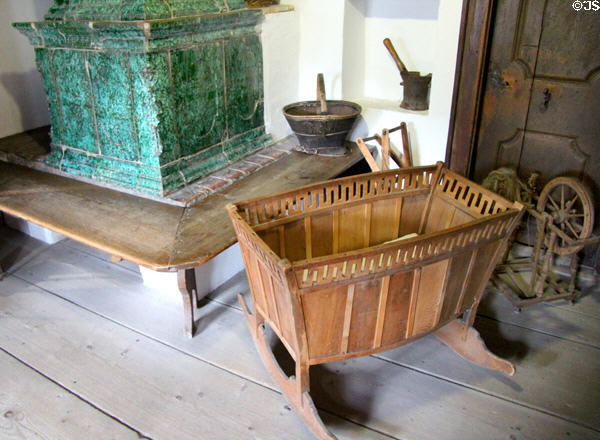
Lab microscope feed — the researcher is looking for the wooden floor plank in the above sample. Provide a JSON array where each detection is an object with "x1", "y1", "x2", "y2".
[
  {"x1": 550, "y1": 284, "x2": 600, "y2": 319},
  {"x1": 5, "y1": 237, "x2": 599, "y2": 439},
  {"x1": 376, "y1": 317, "x2": 600, "y2": 430},
  {"x1": 0, "y1": 275, "x2": 390, "y2": 440},
  {"x1": 0, "y1": 349, "x2": 141, "y2": 440},
  {"x1": 480, "y1": 289, "x2": 600, "y2": 348}
]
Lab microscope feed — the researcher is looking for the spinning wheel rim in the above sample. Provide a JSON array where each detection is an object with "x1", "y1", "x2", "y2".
[{"x1": 536, "y1": 177, "x2": 594, "y2": 255}]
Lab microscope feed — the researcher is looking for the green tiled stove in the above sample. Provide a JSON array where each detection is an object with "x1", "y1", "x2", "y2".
[{"x1": 14, "y1": 0, "x2": 269, "y2": 196}]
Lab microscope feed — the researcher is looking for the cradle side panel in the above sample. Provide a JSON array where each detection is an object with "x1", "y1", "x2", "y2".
[
  {"x1": 411, "y1": 259, "x2": 450, "y2": 335},
  {"x1": 238, "y1": 242, "x2": 269, "y2": 318},
  {"x1": 258, "y1": 227, "x2": 281, "y2": 256},
  {"x1": 243, "y1": 248, "x2": 299, "y2": 353},
  {"x1": 339, "y1": 204, "x2": 370, "y2": 252},
  {"x1": 399, "y1": 193, "x2": 428, "y2": 236},
  {"x1": 370, "y1": 198, "x2": 403, "y2": 246},
  {"x1": 439, "y1": 250, "x2": 474, "y2": 322},
  {"x1": 283, "y1": 218, "x2": 306, "y2": 262},
  {"x1": 449, "y1": 208, "x2": 476, "y2": 228},
  {"x1": 310, "y1": 212, "x2": 334, "y2": 258},
  {"x1": 380, "y1": 271, "x2": 413, "y2": 346},
  {"x1": 268, "y1": 270, "x2": 297, "y2": 348},
  {"x1": 347, "y1": 279, "x2": 381, "y2": 353},
  {"x1": 422, "y1": 196, "x2": 458, "y2": 234},
  {"x1": 460, "y1": 240, "x2": 502, "y2": 311},
  {"x1": 301, "y1": 285, "x2": 348, "y2": 359}
]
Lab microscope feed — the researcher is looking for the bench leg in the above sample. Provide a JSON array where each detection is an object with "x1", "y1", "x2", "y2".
[
  {"x1": 0, "y1": 263, "x2": 4, "y2": 281},
  {"x1": 177, "y1": 268, "x2": 197, "y2": 338}
]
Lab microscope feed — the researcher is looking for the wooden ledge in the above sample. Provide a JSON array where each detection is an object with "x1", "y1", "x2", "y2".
[{"x1": 0, "y1": 130, "x2": 365, "y2": 272}]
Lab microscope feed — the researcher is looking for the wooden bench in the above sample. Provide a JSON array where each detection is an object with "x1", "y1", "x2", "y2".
[{"x1": 0, "y1": 128, "x2": 366, "y2": 336}]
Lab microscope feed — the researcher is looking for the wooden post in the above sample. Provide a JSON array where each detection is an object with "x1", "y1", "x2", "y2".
[{"x1": 177, "y1": 268, "x2": 197, "y2": 338}]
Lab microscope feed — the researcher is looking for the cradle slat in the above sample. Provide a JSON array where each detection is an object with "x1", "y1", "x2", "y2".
[
  {"x1": 373, "y1": 276, "x2": 391, "y2": 348},
  {"x1": 381, "y1": 271, "x2": 413, "y2": 346},
  {"x1": 278, "y1": 225, "x2": 285, "y2": 258},
  {"x1": 406, "y1": 268, "x2": 422, "y2": 338},
  {"x1": 332, "y1": 210, "x2": 340, "y2": 254},
  {"x1": 363, "y1": 204, "x2": 372, "y2": 248},
  {"x1": 348, "y1": 279, "x2": 380, "y2": 353},
  {"x1": 341, "y1": 284, "x2": 355, "y2": 354},
  {"x1": 304, "y1": 217, "x2": 312, "y2": 259},
  {"x1": 412, "y1": 260, "x2": 450, "y2": 335}
]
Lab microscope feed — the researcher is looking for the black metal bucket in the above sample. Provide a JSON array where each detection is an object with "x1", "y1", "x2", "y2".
[{"x1": 283, "y1": 74, "x2": 361, "y2": 156}]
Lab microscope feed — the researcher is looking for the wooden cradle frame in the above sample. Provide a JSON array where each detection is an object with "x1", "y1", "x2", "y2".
[{"x1": 227, "y1": 162, "x2": 524, "y2": 439}]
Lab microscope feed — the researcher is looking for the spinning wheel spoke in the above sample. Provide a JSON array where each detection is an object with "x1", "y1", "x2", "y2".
[
  {"x1": 565, "y1": 220, "x2": 579, "y2": 238},
  {"x1": 561, "y1": 185, "x2": 565, "y2": 210},
  {"x1": 547, "y1": 194, "x2": 561, "y2": 211},
  {"x1": 567, "y1": 213, "x2": 585, "y2": 218},
  {"x1": 565, "y1": 195, "x2": 579, "y2": 211}
]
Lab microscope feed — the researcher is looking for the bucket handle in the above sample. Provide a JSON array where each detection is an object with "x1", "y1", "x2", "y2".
[{"x1": 316, "y1": 73, "x2": 328, "y2": 114}]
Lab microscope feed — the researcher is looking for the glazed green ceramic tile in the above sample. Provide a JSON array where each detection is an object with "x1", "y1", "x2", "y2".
[
  {"x1": 88, "y1": 52, "x2": 139, "y2": 162},
  {"x1": 45, "y1": 0, "x2": 247, "y2": 21},
  {"x1": 147, "y1": 52, "x2": 180, "y2": 165},
  {"x1": 225, "y1": 35, "x2": 264, "y2": 137},
  {"x1": 35, "y1": 49, "x2": 64, "y2": 145},
  {"x1": 39, "y1": 23, "x2": 67, "y2": 48},
  {"x1": 119, "y1": 1, "x2": 146, "y2": 21},
  {"x1": 45, "y1": 146, "x2": 64, "y2": 169},
  {"x1": 60, "y1": 148, "x2": 99, "y2": 179},
  {"x1": 224, "y1": 127, "x2": 269, "y2": 161},
  {"x1": 93, "y1": 160, "x2": 162, "y2": 194},
  {"x1": 171, "y1": 44, "x2": 225, "y2": 157},
  {"x1": 143, "y1": 1, "x2": 171, "y2": 20},
  {"x1": 160, "y1": 143, "x2": 229, "y2": 191},
  {"x1": 129, "y1": 53, "x2": 161, "y2": 167},
  {"x1": 52, "y1": 50, "x2": 98, "y2": 154}
]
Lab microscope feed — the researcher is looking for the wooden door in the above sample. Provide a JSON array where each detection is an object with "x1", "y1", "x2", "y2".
[{"x1": 472, "y1": 0, "x2": 600, "y2": 267}]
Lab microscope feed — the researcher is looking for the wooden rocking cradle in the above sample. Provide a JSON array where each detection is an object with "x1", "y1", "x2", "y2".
[{"x1": 227, "y1": 162, "x2": 524, "y2": 439}]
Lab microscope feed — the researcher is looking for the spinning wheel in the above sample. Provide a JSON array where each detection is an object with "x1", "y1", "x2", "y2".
[
  {"x1": 493, "y1": 175, "x2": 599, "y2": 309},
  {"x1": 537, "y1": 177, "x2": 594, "y2": 256}
]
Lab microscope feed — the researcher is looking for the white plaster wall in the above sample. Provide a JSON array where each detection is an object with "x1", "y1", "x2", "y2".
[
  {"x1": 285, "y1": 0, "x2": 346, "y2": 100},
  {"x1": 260, "y1": 9, "x2": 300, "y2": 140},
  {"x1": 0, "y1": 1, "x2": 52, "y2": 138}
]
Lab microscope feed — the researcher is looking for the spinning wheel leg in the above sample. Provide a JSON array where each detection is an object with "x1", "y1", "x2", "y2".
[
  {"x1": 238, "y1": 294, "x2": 336, "y2": 440},
  {"x1": 435, "y1": 320, "x2": 515, "y2": 376}
]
